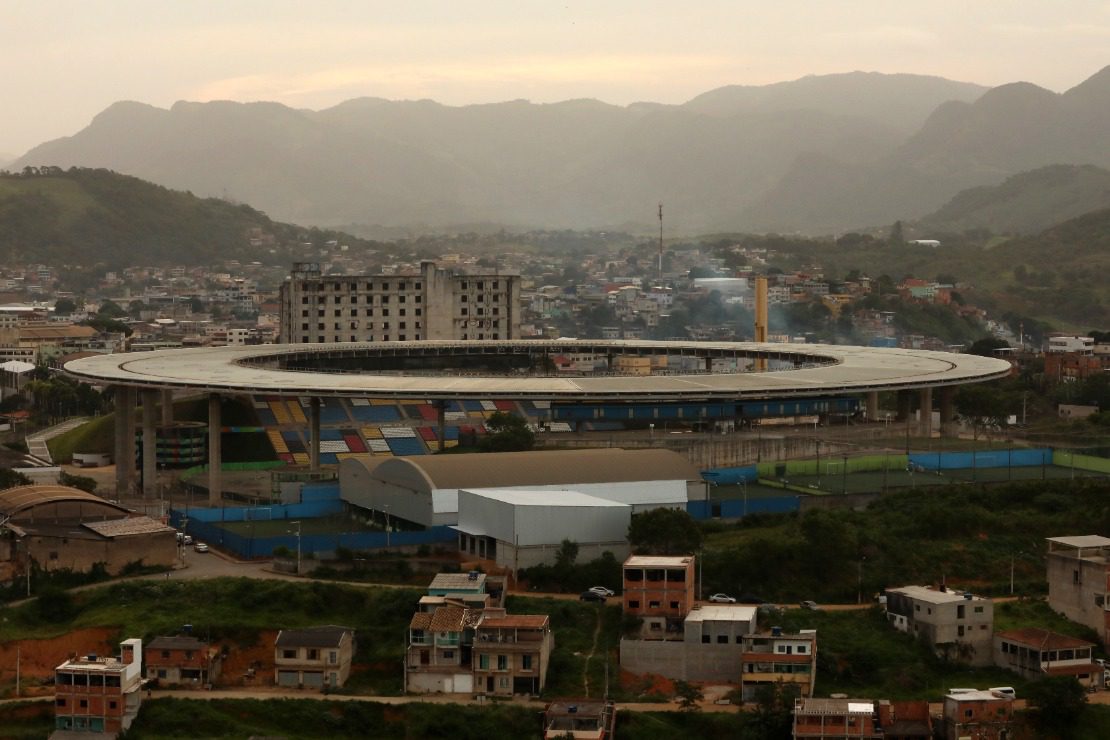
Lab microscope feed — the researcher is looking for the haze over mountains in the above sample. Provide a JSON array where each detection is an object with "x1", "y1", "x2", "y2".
[{"x1": 11, "y1": 67, "x2": 1110, "y2": 235}]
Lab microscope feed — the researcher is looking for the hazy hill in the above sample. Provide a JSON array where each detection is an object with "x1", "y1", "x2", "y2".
[
  {"x1": 684, "y1": 71, "x2": 985, "y2": 133},
  {"x1": 12, "y1": 73, "x2": 987, "y2": 234},
  {"x1": 916, "y1": 165, "x2": 1110, "y2": 235},
  {"x1": 747, "y1": 66, "x2": 1110, "y2": 232},
  {"x1": 0, "y1": 167, "x2": 369, "y2": 267}
]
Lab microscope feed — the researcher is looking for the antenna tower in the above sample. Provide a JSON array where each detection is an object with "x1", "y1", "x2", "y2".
[{"x1": 658, "y1": 202, "x2": 664, "y2": 281}]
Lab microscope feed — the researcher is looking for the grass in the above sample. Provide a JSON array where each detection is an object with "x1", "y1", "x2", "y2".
[
  {"x1": 699, "y1": 478, "x2": 1110, "y2": 603},
  {"x1": 993, "y1": 599, "x2": 1104, "y2": 650},
  {"x1": 773, "y1": 607, "x2": 1032, "y2": 700},
  {"x1": 0, "y1": 699, "x2": 54, "y2": 740},
  {"x1": 47, "y1": 413, "x2": 115, "y2": 461},
  {"x1": 122, "y1": 697, "x2": 544, "y2": 739}
]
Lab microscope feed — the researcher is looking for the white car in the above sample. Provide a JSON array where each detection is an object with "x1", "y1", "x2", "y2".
[
  {"x1": 588, "y1": 586, "x2": 616, "y2": 598},
  {"x1": 182, "y1": 535, "x2": 193, "y2": 546},
  {"x1": 708, "y1": 593, "x2": 736, "y2": 603},
  {"x1": 193, "y1": 542, "x2": 209, "y2": 553}
]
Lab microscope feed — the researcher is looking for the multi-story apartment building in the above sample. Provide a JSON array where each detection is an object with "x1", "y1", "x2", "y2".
[
  {"x1": 1045, "y1": 535, "x2": 1110, "y2": 646},
  {"x1": 472, "y1": 614, "x2": 554, "y2": 696},
  {"x1": 622, "y1": 555, "x2": 696, "y2": 640},
  {"x1": 884, "y1": 585, "x2": 994, "y2": 666},
  {"x1": 273, "y1": 625, "x2": 355, "y2": 690},
  {"x1": 54, "y1": 638, "x2": 143, "y2": 736},
  {"x1": 993, "y1": 627, "x2": 1101, "y2": 689},
  {"x1": 406, "y1": 602, "x2": 479, "y2": 693},
  {"x1": 278, "y1": 261, "x2": 520, "y2": 344},
  {"x1": 740, "y1": 628, "x2": 817, "y2": 701}
]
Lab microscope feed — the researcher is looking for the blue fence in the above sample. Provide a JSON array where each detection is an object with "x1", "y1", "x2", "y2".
[
  {"x1": 701, "y1": 465, "x2": 759, "y2": 485},
  {"x1": 687, "y1": 496, "x2": 800, "y2": 520},
  {"x1": 909, "y1": 448, "x2": 1053, "y2": 471}
]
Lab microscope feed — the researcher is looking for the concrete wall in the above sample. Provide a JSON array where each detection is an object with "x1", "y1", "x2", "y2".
[
  {"x1": 25, "y1": 530, "x2": 176, "y2": 575},
  {"x1": 619, "y1": 638, "x2": 743, "y2": 683},
  {"x1": 1047, "y1": 554, "x2": 1110, "y2": 644},
  {"x1": 497, "y1": 540, "x2": 630, "y2": 571}
]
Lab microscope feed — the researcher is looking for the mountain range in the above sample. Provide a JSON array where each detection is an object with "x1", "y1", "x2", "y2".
[{"x1": 10, "y1": 67, "x2": 1110, "y2": 234}]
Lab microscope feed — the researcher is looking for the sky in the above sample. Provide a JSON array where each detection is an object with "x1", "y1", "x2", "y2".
[{"x1": 2, "y1": 0, "x2": 1109, "y2": 157}]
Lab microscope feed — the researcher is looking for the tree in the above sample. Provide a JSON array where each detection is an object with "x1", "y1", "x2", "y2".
[
  {"x1": 554, "y1": 539, "x2": 579, "y2": 569},
  {"x1": 747, "y1": 681, "x2": 800, "y2": 738},
  {"x1": 479, "y1": 412, "x2": 535, "y2": 452},
  {"x1": 1025, "y1": 676, "x2": 1086, "y2": 735},
  {"x1": 674, "y1": 679, "x2": 704, "y2": 711},
  {"x1": 53, "y1": 297, "x2": 77, "y2": 316},
  {"x1": 955, "y1": 384, "x2": 1017, "y2": 441},
  {"x1": 627, "y1": 508, "x2": 702, "y2": 555},
  {"x1": 888, "y1": 220, "x2": 904, "y2": 246},
  {"x1": 966, "y1": 337, "x2": 1009, "y2": 357}
]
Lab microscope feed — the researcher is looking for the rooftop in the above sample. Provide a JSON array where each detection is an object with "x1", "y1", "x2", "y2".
[
  {"x1": 274, "y1": 625, "x2": 352, "y2": 648},
  {"x1": 478, "y1": 615, "x2": 550, "y2": 630},
  {"x1": 887, "y1": 585, "x2": 988, "y2": 604},
  {"x1": 795, "y1": 698, "x2": 876, "y2": 715},
  {"x1": 460, "y1": 488, "x2": 630, "y2": 508},
  {"x1": 429, "y1": 572, "x2": 487, "y2": 592},
  {"x1": 995, "y1": 628, "x2": 1094, "y2": 651},
  {"x1": 146, "y1": 635, "x2": 209, "y2": 651},
  {"x1": 83, "y1": 515, "x2": 174, "y2": 538},
  {"x1": 946, "y1": 690, "x2": 1013, "y2": 702},
  {"x1": 624, "y1": 555, "x2": 694, "y2": 568},
  {"x1": 684, "y1": 605, "x2": 758, "y2": 623},
  {"x1": 1046, "y1": 535, "x2": 1110, "y2": 550}
]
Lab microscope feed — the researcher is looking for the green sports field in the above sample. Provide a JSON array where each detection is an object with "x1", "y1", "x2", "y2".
[{"x1": 781, "y1": 464, "x2": 1104, "y2": 495}]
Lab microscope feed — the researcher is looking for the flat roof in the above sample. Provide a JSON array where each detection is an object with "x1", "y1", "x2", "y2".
[
  {"x1": 460, "y1": 488, "x2": 631, "y2": 508},
  {"x1": 83, "y1": 516, "x2": 174, "y2": 538},
  {"x1": 624, "y1": 555, "x2": 694, "y2": 568},
  {"x1": 63, "y1": 339, "x2": 1011, "y2": 401},
  {"x1": 1046, "y1": 535, "x2": 1110, "y2": 549},
  {"x1": 685, "y1": 605, "x2": 757, "y2": 622},
  {"x1": 946, "y1": 690, "x2": 1012, "y2": 702},
  {"x1": 887, "y1": 585, "x2": 987, "y2": 604},
  {"x1": 796, "y1": 698, "x2": 875, "y2": 715},
  {"x1": 429, "y1": 572, "x2": 487, "y2": 591}
]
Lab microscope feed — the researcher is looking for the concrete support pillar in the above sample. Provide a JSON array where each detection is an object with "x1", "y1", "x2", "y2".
[
  {"x1": 435, "y1": 400, "x2": 446, "y2": 452},
  {"x1": 939, "y1": 386, "x2": 957, "y2": 437},
  {"x1": 208, "y1": 394, "x2": 221, "y2": 507},
  {"x1": 866, "y1": 392, "x2": 879, "y2": 422},
  {"x1": 113, "y1": 385, "x2": 136, "y2": 498},
  {"x1": 919, "y1": 387, "x2": 934, "y2": 438},
  {"x1": 161, "y1": 389, "x2": 174, "y2": 426},
  {"x1": 704, "y1": 356, "x2": 713, "y2": 373},
  {"x1": 895, "y1": 390, "x2": 913, "y2": 422},
  {"x1": 141, "y1": 389, "x2": 158, "y2": 498},
  {"x1": 309, "y1": 397, "x2": 321, "y2": 472}
]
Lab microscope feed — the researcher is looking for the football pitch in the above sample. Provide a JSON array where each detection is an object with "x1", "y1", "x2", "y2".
[{"x1": 783, "y1": 464, "x2": 1104, "y2": 495}]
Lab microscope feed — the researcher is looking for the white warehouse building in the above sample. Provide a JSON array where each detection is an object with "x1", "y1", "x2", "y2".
[
  {"x1": 454, "y1": 488, "x2": 632, "y2": 571},
  {"x1": 338, "y1": 448, "x2": 704, "y2": 528}
]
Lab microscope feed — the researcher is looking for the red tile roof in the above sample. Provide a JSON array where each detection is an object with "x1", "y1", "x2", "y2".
[
  {"x1": 478, "y1": 615, "x2": 550, "y2": 630},
  {"x1": 996, "y1": 628, "x2": 1094, "y2": 651}
]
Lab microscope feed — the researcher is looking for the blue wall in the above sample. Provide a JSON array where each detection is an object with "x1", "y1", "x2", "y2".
[
  {"x1": 701, "y1": 465, "x2": 759, "y2": 485},
  {"x1": 908, "y1": 448, "x2": 1053, "y2": 471},
  {"x1": 687, "y1": 496, "x2": 800, "y2": 520}
]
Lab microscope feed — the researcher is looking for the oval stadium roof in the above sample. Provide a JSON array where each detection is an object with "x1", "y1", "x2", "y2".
[{"x1": 63, "y1": 339, "x2": 1012, "y2": 402}]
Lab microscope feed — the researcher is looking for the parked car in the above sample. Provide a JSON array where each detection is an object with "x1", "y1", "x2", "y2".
[
  {"x1": 708, "y1": 593, "x2": 736, "y2": 603},
  {"x1": 588, "y1": 586, "x2": 615, "y2": 597},
  {"x1": 989, "y1": 687, "x2": 1016, "y2": 699},
  {"x1": 183, "y1": 535, "x2": 194, "y2": 546},
  {"x1": 579, "y1": 590, "x2": 607, "y2": 602},
  {"x1": 799, "y1": 600, "x2": 820, "y2": 610},
  {"x1": 193, "y1": 542, "x2": 209, "y2": 553}
]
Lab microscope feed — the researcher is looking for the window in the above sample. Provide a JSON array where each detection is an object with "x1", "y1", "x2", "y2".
[
  {"x1": 461, "y1": 281, "x2": 468, "y2": 290},
  {"x1": 382, "y1": 308, "x2": 390, "y2": 316},
  {"x1": 57, "y1": 673, "x2": 72, "y2": 685},
  {"x1": 1075, "y1": 570, "x2": 1081, "y2": 584},
  {"x1": 670, "y1": 601, "x2": 679, "y2": 610},
  {"x1": 957, "y1": 605, "x2": 965, "y2": 619},
  {"x1": 301, "y1": 310, "x2": 308, "y2": 317},
  {"x1": 399, "y1": 308, "x2": 406, "y2": 316},
  {"x1": 283, "y1": 650, "x2": 296, "y2": 659},
  {"x1": 461, "y1": 307, "x2": 468, "y2": 315},
  {"x1": 648, "y1": 600, "x2": 660, "y2": 609},
  {"x1": 914, "y1": 604, "x2": 920, "y2": 612},
  {"x1": 443, "y1": 650, "x2": 454, "y2": 659},
  {"x1": 334, "y1": 309, "x2": 341, "y2": 317},
  {"x1": 965, "y1": 710, "x2": 973, "y2": 718},
  {"x1": 717, "y1": 635, "x2": 728, "y2": 644},
  {"x1": 958, "y1": 625, "x2": 965, "y2": 637},
  {"x1": 479, "y1": 654, "x2": 489, "y2": 670},
  {"x1": 702, "y1": 635, "x2": 710, "y2": 644},
  {"x1": 105, "y1": 675, "x2": 120, "y2": 687},
  {"x1": 499, "y1": 677, "x2": 510, "y2": 688},
  {"x1": 650, "y1": 622, "x2": 662, "y2": 631},
  {"x1": 478, "y1": 281, "x2": 484, "y2": 290},
  {"x1": 56, "y1": 698, "x2": 66, "y2": 706},
  {"x1": 628, "y1": 600, "x2": 640, "y2": 609},
  {"x1": 497, "y1": 655, "x2": 508, "y2": 671},
  {"x1": 493, "y1": 281, "x2": 500, "y2": 289},
  {"x1": 301, "y1": 297, "x2": 308, "y2": 304},
  {"x1": 974, "y1": 606, "x2": 984, "y2": 613},
  {"x1": 522, "y1": 655, "x2": 533, "y2": 670},
  {"x1": 79, "y1": 700, "x2": 88, "y2": 708},
  {"x1": 109, "y1": 701, "x2": 117, "y2": 709},
  {"x1": 797, "y1": 645, "x2": 807, "y2": 654}
]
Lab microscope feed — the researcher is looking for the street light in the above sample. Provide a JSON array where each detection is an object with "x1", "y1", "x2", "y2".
[
  {"x1": 288, "y1": 520, "x2": 302, "y2": 574},
  {"x1": 383, "y1": 505, "x2": 391, "y2": 548}
]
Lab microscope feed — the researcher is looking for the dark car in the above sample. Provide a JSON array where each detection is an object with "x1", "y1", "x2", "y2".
[{"x1": 579, "y1": 590, "x2": 607, "y2": 602}]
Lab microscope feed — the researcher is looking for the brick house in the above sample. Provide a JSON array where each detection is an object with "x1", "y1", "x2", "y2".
[
  {"x1": 273, "y1": 625, "x2": 354, "y2": 690},
  {"x1": 144, "y1": 635, "x2": 222, "y2": 687},
  {"x1": 54, "y1": 638, "x2": 143, "y2": 736},
  {"x1": 472, "y1": 614, "x2": 554, "y2": 696}
]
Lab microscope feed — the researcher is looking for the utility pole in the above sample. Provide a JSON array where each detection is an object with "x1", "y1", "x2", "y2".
[
  {"x1": 657, "y1": 202, "x2": 664, "y2": 282},
  {"x1": 289, "y1": 520, "x2": 302, "y2": 574}
]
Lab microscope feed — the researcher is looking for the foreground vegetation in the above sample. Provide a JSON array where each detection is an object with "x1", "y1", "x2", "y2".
[{"x1": 700, "y1": 478, "x2": 1110, "y2": 603}]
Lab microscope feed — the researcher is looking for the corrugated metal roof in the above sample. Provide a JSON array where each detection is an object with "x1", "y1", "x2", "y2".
[
  {"x1": 478, "y1": 615, "x2": 549, "y2": 630},
  {"x1": 1047, "y1": 535, "x2": 1110, "y2": 549},
  {"x1": 995, "y1": 628, "x2": 1094, "y2": 650},
  {"x1": 460, "y1": 488, "x2": 630, "y2": 508},
  {"x1": 0, "y1": 485, "x2": 128, "y2": 518},
  {"x1": 82, "y1": 516, "x2": 174, "y2": 538},
  {"x1": 371, "y1": 448, "x2": 700, "y2": 492}
]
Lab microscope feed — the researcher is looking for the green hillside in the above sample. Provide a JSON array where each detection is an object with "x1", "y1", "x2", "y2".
[
  {"x1": 918, "y1": 164, "x2": 1110, "y2": 235},
  {"x1": 0, "y1": 167, "x2": 378, "y2": 267}
]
